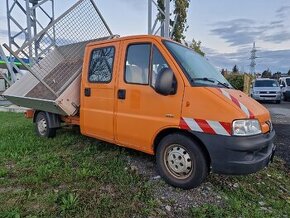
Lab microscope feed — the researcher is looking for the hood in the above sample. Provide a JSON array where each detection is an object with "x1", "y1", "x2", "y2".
[
  {"x1": 181, "y1": 87, "x2": 271, "y2": 135},
  {"x1": 212, "y1": 88, "x2": 271, "y2": 133}
]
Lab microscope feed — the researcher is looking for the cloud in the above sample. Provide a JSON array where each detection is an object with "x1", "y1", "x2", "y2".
[
  {"x1": 276, "y1": 5, "x2": 290, "y2": 18},
  {"x1": 263, "y1": 31, "x2": 290, "y2": 43},
  {"x1": 210, "y1": 15, "x2": 290, "y2": 47},
  {"x1": 205, "y1": 46, "x2": 290, "y2": 73},
  {"x1": 210, "y1": 19, "x2": 266, "y2": 46}
]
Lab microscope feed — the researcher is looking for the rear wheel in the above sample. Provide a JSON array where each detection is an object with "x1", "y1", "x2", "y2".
[
  {"x1": 156, "y1": 133, "x2": 209, "y2": 189},
  {"x1": 35, "y1": 112, "x2": 56, "y2": 138}
]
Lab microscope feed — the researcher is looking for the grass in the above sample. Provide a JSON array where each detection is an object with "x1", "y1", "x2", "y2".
[{"x1": 0, "y1": 112, "x2": 289, "y2": 217}]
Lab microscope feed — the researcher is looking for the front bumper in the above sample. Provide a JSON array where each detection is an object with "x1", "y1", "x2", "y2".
[
  {"x1": 252, "y1": 94, "x2": 281, "y2": 101},
  {"x1": 192, "y1": 130, "x2": 276, "y2": 175}
]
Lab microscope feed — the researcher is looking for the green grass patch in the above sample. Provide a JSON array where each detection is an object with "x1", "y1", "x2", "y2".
[{"x1": 0, "y1": 112, "x2": 289, "y2": 217}]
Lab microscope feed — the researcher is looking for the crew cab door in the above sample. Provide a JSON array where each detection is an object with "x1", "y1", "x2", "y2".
[
  {"x1": 115, "y1": 39, "x2": 184, "y2": 153},
  {"x1": 80, "y1": 42, "x2": 120, "y2": 142}
]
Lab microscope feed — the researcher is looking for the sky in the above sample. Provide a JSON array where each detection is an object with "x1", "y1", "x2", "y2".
[{"x1": 0, "y1": 0, "x2": 290, "y2": 73}]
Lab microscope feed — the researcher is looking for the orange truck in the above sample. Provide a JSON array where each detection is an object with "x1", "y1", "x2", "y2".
[{"x1": 3, "y1": 35, "x2": 276, "y2": 189}]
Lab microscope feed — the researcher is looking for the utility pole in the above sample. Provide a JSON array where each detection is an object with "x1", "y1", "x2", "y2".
[
  {"x1": 2, "y1": 0, "x2": 55, "y2": 83},
  {"x1": 250, "y1": 42, "x2": 257, "y2": 74}
]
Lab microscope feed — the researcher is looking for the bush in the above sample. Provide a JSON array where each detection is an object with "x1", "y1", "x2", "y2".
[{"x1": 225, "y1": 74, "x2": 244, "y2": 91}]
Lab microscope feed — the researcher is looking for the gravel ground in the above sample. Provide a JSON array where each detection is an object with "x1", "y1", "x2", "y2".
[
  {"x1": 263, "y1": 101, "x2": 290, "y2": 169},
  {"x1": 125, "y1": 151, "x2": 222, "y2": 217}
]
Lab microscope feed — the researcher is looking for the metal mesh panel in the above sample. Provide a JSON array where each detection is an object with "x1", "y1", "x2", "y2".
[
  {"x1": 16, "y1": 0, "x2": 112, "y2": 63},
  {"x1": 8, "y1": 0, "x2": 113, "y2": 99}
]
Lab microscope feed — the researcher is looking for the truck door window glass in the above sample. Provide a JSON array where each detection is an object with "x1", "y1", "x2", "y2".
[
  {"x1": 88, "y1": 46, "x2": 115, "y2": 83},
  {"x1": 151, "y1": 45, "x2": 172, "y2": 88},
  {"x1": 286, "y1": 79, "x2": 290, "y2": 86},
  {"x1": 163, "y1": 40, "x2": 231, "y2": 87},
  {"x1": 125, "y1": 44, "x2": 150, "y2": 85}
]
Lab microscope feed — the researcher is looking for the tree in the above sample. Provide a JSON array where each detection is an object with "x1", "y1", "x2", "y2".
[
  {"x1": 272, "y1": 72, "x2": 281, "y2": 80},
  {"x1": 232, "y1": 65, "x2": 239, "y2": 74},
  {"x1": 262, "y1": 69, "x2": 272, "y2": 78},
  {"x1": 189, "y1": 38, "x2": 205, "y2": 56},
  {"x1": 157, "y1": 0, "x2": 190, "y2": 42},
  {"x1": 288, "y1": 69, "x2": 290, "y2": 76}
]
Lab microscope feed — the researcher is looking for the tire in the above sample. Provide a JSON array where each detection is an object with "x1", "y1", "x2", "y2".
[
  {"x1": 156, "y1": 133, "x2": 209, "y2": 189},
  {"x1": 276, "y1": 100, "x2": 281, "y2": 104},
  {"x1": 35, "y1": 112, "x2": 56, "y2": 138}
]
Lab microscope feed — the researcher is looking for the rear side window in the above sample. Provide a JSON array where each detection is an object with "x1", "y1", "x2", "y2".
[
  {"x1": 125, "y1": 44, "x2": 151, "y2": 84},
  {"x1": 88, "y1": 46, "x2": 115, "y2": 83}
]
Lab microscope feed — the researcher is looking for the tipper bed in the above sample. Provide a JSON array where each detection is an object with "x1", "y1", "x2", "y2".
[{"x1": 2, "y1": 0, "x2": 113, "y2": 116}]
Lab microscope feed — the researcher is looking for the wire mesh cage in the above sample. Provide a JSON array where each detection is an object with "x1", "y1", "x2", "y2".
[
  {"x1": 9, "y1": 0, "x2": 113, "y2": 99},
  {"x1": 3, "y1": 0, "x2": 114, "y2": 115}
]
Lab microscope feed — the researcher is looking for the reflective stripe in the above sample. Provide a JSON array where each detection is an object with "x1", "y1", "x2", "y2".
[
  {"x1": 183, "y1": 117, "x2": 203, "y2": 132},
  {"x1": 207, "y1": 120, "x2": 231, "y2": 136},
  {"x1": 180, "y1": 118, "x2": 232, "y2": 136}
]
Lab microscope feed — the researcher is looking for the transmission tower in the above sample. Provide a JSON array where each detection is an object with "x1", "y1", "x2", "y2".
[
  {"x1": 1, "y1": 0, "x2": 55, "y2": 83},
  {"x1": 250, "y1": 42, "x2": 257, "y2": 74},
  {"x1": 148, "y1": 0, "x2": 177, "y2": 38}
]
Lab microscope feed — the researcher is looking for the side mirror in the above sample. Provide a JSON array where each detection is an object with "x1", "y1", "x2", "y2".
[
  {"x1": 280, "y1": 84, "x2": 284, "y2": 88},
  {"x1": 155, "y1": 68, "x2": 177, "y2": 95}
]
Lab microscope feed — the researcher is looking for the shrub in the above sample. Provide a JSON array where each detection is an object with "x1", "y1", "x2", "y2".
[{"x1": 225, "y1": 74, "x2": 244, "y2": 91}]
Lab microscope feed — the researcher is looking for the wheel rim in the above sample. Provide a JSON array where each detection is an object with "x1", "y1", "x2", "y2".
[
  {"x1": 37, "y1": 117, "x2": 47, "y2": 135},
  {"x1": 164, "y1": 144, "x2": 193, "y2": 179}
]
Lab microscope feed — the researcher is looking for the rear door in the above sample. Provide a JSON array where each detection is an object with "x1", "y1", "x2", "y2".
[
  {"x1": 115, "y1": 39, "x2": 184, "y2": 153},
  {"x1": 80, "y1": 42, "x2": 120, "y2": 142}
]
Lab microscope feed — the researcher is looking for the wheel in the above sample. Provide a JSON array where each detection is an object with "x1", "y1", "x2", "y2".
[
  {"x1": 35, "y1": 112, "x2": 56, "y2": 138},
  {"x1": 156, "y1": 133, "x2": 209, "y2": 189},
  {"x1": 276, "y1": 100, "x2": 281, "y2": 104}
]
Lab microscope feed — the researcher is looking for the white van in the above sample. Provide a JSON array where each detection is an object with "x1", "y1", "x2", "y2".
[{"x1": 279, "y1": 77, "x2": 290, "y2": 101}]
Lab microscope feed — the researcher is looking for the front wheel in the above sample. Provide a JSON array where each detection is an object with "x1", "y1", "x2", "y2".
[
  {"x1": 35, "y1": 112, "x2": 56, "y2": 138},
  {"x1": 276, "y1": 100, "x2": 281, "y2": 104},
  {"x1": 156, "y1": 133, "x2": 209, "y2": 189}
]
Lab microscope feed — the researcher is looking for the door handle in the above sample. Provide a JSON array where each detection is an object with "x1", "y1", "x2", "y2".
[
  {"x1": 84, "y1": 88, "x2": 91, "y2": 97},
  {"x1": 118, "y1": 89, "x2": 126, "y2": 100}
]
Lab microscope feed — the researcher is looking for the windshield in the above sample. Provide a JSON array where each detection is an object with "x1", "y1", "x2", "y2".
[
  {"x1": 254, "y1": 80, "x2": 279, "y2": 87},
  {"x1": 163, "y1": 40, "x2": 231, "y2": 87},
  {"x1": 286, "y1": 78, "x2": 290, "y2": 86}
]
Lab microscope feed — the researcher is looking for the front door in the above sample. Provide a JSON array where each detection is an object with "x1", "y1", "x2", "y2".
[
  {"x1": 81, "y1": 42, "x2": 119, "y2": 142},
  {"x1": 116, "y1": 39, "x2": 184, "y2": 153}
]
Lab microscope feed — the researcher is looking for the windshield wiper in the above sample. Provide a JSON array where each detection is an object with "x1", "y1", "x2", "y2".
[{"x1": 191, "y1": 77, "x2": 231, "y2": 89}]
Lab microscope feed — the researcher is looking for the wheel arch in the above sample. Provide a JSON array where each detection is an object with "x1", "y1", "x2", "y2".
[
  {"x1": 33, "y1": 110, "x2": 61, "y2": 128},
  {"x1": 153, "y1": 128, "x2": 211, "y2": 165}
]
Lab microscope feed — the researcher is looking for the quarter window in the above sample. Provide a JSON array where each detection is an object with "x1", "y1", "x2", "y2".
[
  {"x1": 88, "y1": 46, "x2": 115, "y2": 83},
  {"x1": 151, "y1": 45, "x2": 171, "y2": 88},
  {"x1": 125, "y1": 44, "x2": 150, "y2": 84}
]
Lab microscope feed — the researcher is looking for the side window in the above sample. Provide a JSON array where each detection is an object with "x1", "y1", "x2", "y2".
[
  {"x1": 151, "y1": 45, "x2": 173, "y2": 88},
  {"x1": 125, "y1": 44, "x2": 150, "y2": 84},
  {"x1": 88, "y1": 46, "x2": 115, "y2": 83}
]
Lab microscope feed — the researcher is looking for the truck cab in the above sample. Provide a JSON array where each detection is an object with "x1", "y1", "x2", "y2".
[{"x1": 77, "y1": 35, "x2": 275, "y2": 189}]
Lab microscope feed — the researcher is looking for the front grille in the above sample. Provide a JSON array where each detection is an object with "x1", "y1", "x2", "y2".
[
  {"x1": 260, "y1": 95, "x2": 276, "y2": 98},
  {"x1": 259, "y1": 91, "x2": 276, "y2": 94}
]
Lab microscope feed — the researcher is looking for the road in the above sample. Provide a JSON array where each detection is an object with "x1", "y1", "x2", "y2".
[{"x1": 263, "y1": 101, "x2": 290, "y2": 168}]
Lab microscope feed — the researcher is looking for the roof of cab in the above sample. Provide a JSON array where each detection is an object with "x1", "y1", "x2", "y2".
[{"x1": 86, "y1": 34, "x2": 173, "y2": 47}]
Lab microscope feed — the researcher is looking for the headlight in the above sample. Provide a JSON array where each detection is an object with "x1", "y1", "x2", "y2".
[
  {"x1": 232, "y1": 119, "x2": 262, "y2": 136},
  {"x1": 277, "y1": 91, "x2": 281, "y2": 94},
  {"x1": 254, "y1": 91, "x2": 259, "y2": 94}
]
